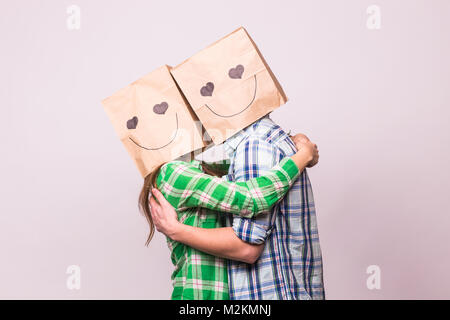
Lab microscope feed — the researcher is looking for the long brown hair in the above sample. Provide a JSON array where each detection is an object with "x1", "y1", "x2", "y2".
[
  {"x1": 138, "y1": 161, "x2": 225, "y2": 246},
  {"x1": 139, "y1": 162, "x2": 164, "y2": 246}
]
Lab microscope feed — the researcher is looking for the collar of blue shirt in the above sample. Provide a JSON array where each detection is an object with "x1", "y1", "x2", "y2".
[{"x1": 222, "y1": 115, "x2": 275, "y2": 157}]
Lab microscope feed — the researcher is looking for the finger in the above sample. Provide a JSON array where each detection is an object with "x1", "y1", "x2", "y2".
[
  {"x1": 149, "y1": 197, "x2": 160, "y2": 215},
  {"x1": 154, "y1": 189, "x2": 174, "y2": 210},
  {"x1": 152, "y1": 188, "x2": 168, "y2": 206},
  {"x1": 294, "y1": 133, "x2": 309, "y2": 140},
  {"x1": 301, "y1": 135, "x2": 310, "y2": 142}
]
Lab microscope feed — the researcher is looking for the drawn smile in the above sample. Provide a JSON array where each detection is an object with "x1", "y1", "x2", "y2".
[
  {"x1": 129, "y1": 113, "x2": 179, "y2": 150},
  {"x1": 204, "y1": 75, "x2": 257, "y2": 118}
]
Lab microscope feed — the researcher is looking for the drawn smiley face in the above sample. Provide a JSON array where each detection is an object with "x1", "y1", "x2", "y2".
[
  {"x1": 126, "y1": 101, "x2": 179, "y2": 151},
  {"x1": 102, "y1": 64, "x2": 208, "y2": 177},
  {"x1": 198, "y1": 64, "x2": 258, "y2": 118},
  {"x1": 170, "y1": 27, "x2": 287, "y2": 145}
]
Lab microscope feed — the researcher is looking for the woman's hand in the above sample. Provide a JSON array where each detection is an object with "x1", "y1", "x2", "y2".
[
  {"x1": 290, "y1": 133, "x2": 319, "y2": 168},
  {"x1": 149, "y1": 188, "x2": 180, "y2": 240}
]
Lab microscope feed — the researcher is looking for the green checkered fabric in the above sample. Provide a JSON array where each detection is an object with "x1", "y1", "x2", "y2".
[{"x1": 156, "y1": 157, "x2": 300, "y2": 300}]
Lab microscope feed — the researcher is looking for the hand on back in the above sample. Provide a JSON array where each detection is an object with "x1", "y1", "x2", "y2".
[{"x1": 291, "y1": 133, "x2": 319, "y2": 168}]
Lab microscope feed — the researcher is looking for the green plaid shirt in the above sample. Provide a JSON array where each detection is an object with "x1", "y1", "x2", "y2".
[{"x1": 156, "y1": 157, "x2": 300, "y2": 300}]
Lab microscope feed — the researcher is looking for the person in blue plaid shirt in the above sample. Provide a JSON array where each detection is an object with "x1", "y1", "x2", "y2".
[
  {"x1": 152, "y1": 115, "x2": 325, "y2": 300},
  {"x1": 222, "y1": 116, "x2": 324, "y2": 300}
]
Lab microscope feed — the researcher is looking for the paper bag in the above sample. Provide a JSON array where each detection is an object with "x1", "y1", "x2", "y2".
[
  {"x1": 171, "y1": 27, "x2": 288, "y2": 144},
  {"x1": 102, "y1": 65, "x2": 206, "y2": 177}
]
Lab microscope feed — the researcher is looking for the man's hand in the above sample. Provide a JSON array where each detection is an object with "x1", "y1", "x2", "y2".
[
  {"x1": 291, "y1": 133, "x2": 319, "y2": 168},
  {"x1": 149, "y1": 188, "x2": 180, "y2": 240}
]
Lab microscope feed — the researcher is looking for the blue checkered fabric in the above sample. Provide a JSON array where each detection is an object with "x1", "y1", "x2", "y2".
[{"x1": 224, "y1": 116, "x2": 325, "y2": 300}]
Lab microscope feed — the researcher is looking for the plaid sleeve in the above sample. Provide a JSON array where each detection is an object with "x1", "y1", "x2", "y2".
[
  {"x1": 231, "y1": 138, "x2": 285, "y2": 244},
  {"x1": 157, "y1": 158, "x2": 299, "y2": 218}
]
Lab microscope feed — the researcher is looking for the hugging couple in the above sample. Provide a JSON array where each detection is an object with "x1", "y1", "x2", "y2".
[{"x1": 102, "y1": 27, "x2": 324, "y2": 300}]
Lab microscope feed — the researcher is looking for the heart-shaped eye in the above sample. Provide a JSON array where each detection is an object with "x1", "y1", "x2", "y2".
[
  {"x1": 127, "y1": 116, "x2": 138, "y2": 129},
  {"x1": 153, "y1": 102, "x2": 169, "y2": 115},
  {"x1": 229, "y1": 64, "x2": 244, "y2": 79},
  {"x1": 200, "y1": 82, "x2": 214, "y2": 96}
]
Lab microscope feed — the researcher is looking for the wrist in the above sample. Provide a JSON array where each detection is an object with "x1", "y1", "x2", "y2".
[
  {"x1": 167, "y1": 221, "x2": 184, "y2": 241},
  {"x1": 291, "y1": 151, "x2": 313, "y2": 169}
]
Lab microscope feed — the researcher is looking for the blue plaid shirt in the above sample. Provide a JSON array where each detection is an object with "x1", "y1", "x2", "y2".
[{"x1": 223, "y1": 116, "x2": 325, "y2": 300}]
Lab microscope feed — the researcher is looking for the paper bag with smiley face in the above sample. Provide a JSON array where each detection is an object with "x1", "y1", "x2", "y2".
[
  {"x1": 102, "y1": 65, "x2": 206, "y2": 177},
  {"x1": 171, "y1": 27, "x2": 288, "y2": 144}
]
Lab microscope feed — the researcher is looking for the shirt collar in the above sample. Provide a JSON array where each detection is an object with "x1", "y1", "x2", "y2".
[
  {"x1": 223, "y1": 129, "x2": 248, "y2": 157},
  {"x1": 223, "y1": 115, "x2": 271, "y2": 157}
]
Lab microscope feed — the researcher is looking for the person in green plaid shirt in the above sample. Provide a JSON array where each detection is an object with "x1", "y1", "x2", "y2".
[{"x1": 149, "y1": 135, "x2": 318, "y2": 300}]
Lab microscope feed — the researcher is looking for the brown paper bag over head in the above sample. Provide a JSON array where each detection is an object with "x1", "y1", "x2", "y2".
[
  {"x1": 102, "y1": 65, "x2": 206, "y2": 177},
  {"x1": 171, "y1": 27, "x2": 288, "y2": 144}
]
